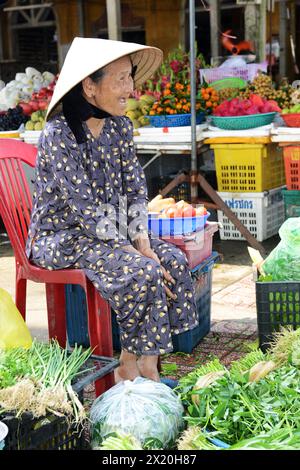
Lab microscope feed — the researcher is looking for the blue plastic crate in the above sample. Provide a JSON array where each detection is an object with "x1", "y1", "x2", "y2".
[
  {"x1": 65, "y1": 252, "x2": 218, "y2": 353},
  {"x1": 171, "y1": 252, "x2": 218, "y2": 353},
  {"x1": 65, "y1": 285, "x2": 120, "y2": 350}
]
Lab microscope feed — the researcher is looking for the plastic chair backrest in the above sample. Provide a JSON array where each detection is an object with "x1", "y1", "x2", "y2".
[{"x1": 0, "y1": 139, "x2": 37, "y2": 266}]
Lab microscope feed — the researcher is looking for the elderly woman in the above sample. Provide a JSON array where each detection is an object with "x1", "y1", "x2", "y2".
[{"x1": 26, "y1": 37, "x2": 198, "y2": 383}]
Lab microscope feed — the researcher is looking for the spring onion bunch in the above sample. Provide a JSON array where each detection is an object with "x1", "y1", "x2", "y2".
[
  {"x1": 186, "y1": 364, "x2": 300, "y2": 445},
  {"x1": 0, "y1": 340, "x2": 92, "y2": 422}
]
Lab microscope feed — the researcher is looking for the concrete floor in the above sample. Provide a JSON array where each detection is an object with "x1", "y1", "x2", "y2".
[{"x1": 0, "y1": 231, "x2": 280, "y2": 343}]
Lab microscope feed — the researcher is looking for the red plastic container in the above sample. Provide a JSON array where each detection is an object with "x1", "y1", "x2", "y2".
[
  {"x1": 161, "y1": 222, "x2": 219, "y2": 269},
  {"x1": 283, "y1": 146, "x2": 300, "y2": 190},
  {"x1": 281, "y1": 113, "x2": 300, "y2": 128}
]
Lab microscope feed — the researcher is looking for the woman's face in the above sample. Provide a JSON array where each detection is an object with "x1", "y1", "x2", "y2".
[{"x1": 83, "y1": 56, "x2": 134, "y2": 116}]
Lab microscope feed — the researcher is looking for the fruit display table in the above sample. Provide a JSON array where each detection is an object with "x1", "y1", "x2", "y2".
[
  {"x1": 202, "y1": 124, "x2": 273, "y2": 144},
  {"x1": 135, "y1": 138, "x2": 207, "y2": 171},
  {"x1": 271, "y1": 126, "x2": 300, "y2": 143},
  {"x1": 134, "y1": 123, "x2": 207, "y2": 170}
]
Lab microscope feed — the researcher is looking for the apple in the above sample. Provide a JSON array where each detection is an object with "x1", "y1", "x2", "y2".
[
  {"x1": 164, "y1": 206, "x2": 178, "y2": 218},
  {"x1": 18, "y1": 102, "x2": 32, "y2": 115},
  {"x1": 38, "y1": 100, "x2": 48, "y2": 110},
  {"x1": 195, "y1": 206, "x2": 208, "y2": 216},
  {"x1": 182, "y1": 205, "x2": 196, "y2": 217},
  {"x1": 28, "y1": 100, "x2": 39, "y2": 111}
]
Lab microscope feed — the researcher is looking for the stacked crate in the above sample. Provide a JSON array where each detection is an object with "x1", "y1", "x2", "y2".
[
  {"x1": 210, "y1": 141, "x2": 286, "y2": 242},
  {"x1": 281, "y1": 146, "x2": 300, "y2": 219}
]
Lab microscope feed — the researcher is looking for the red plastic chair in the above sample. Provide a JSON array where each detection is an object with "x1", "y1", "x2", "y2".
[{"x1": 0, "y1": 139, "x2": 114, "y2": 396}]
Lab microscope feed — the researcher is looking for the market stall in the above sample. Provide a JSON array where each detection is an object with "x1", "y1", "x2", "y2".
[{"x1": 2, "y1": 13, "x2": 300, "y2": 450}]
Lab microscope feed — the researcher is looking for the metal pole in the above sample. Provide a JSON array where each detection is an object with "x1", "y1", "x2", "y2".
[
  {"x1": 259, "y1": 0, "x2": 267, "y2": 62},
  {"x1": 77, "y1": 0, "x2": 85, "y2": 37},
  {"x1": 209, "y1": 0, "x2": 221, "y2": 63},
  {"x1": 268, "y1": 0, "x2": 273, "y2": 76},
  {"x1": 106, "y1": 0, "x2": 122, "y2": 41},
  {"x1": 189, "y1": 0, "x2": 197, "y2": 201},
  {"x1": 279, "y1": 0, "x2": 287, "y2": 78}
]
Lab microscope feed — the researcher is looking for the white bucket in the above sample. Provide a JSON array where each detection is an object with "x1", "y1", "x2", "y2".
[{"x1": 0, "y1": 421, "x2": 8, "y2": 450}]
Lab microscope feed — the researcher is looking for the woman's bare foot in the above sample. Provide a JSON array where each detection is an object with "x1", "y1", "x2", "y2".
[
  {"x1": 137, "y1": 355, "x2": 160, "y2": 382},
  {"x1": 114, "y1": 366, "x2": 140, "y2": 383},
  {"x1": 114, "y1": 350, "x2": 141, "y2": 383}
]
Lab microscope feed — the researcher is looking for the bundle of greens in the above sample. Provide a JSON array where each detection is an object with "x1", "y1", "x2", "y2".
[
  {"x1": 178, "y1": 426, "x2": 300, "y2": 450},
  {"x1": 176, "y1": 358, "x2": 226, "y2": 405},
  {"x1": 185, "y1": 365, "x2": 300, "y2": 444},
  {"x1": 268, "y1": 327, "x2": 300, "y2": 366},
  {"x1": 0, "y1": 340, "x2": 92, "y2": 422},
  {"x1": 177, "y1": 336, "x2": 300, "y2": 447},
  {"x1": 94, "y1": 432, "x2": 143, "y2": 451}
]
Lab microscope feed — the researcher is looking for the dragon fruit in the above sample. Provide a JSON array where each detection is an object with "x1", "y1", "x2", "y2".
[{"x1": 214, "y1": 94, "x2": 281, "y2": 117}]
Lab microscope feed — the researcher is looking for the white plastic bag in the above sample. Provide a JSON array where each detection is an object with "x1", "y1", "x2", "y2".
[
  {"x1": 219, "y1": 56, "x2": 247, "y2": 68},
  {"x1": 90, "y1": 377, "x2": 184, "y2": 449}
]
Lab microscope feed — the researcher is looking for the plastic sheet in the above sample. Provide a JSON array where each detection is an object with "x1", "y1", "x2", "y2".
[
  {"x1": 0, "y1": 288, "x2": 32, "y2": 349},
  {"x1": 262, "y1": 218, "x2": 300, "y2": 281},
  {"x1": 90, "y1": 377, "x2": 184, "y2": 449}
]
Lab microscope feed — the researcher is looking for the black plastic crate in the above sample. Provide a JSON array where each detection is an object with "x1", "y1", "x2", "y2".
[
  {"x1": 65, "y1": 284, "x2": 90, "y2": 348},
  {"x1": 2, "y1": 412, "x2": 87, "y2": 451},
  {"x1": 1, "y1": 354, "x2": 119, "y2": 450},
  {"x1": 151, "y1": 173, "x2": 191, "y2": 202},
  {"x1": 256, "y1": 281, "x2": 300, "y2": 352}
]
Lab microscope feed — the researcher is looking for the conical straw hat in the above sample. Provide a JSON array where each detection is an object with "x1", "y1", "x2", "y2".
[{"x1": 46, "y1": 37, "x2": 163, "y2": 120}]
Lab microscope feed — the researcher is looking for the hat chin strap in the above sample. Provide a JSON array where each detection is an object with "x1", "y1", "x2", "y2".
[{"x1": 62, "y1": 88, "x2": 112, "y2": 144}]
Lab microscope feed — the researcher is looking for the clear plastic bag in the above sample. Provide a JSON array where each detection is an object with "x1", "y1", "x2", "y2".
[
  {"x1": 90, "y1": 377, "x2": 184, "y2": 449},
  {"x1": 262, "y1": 218, "x2": 300, "y2": 281},
  {"x1": 0, "y1": 288, "x2": 32, "y2": 349}
]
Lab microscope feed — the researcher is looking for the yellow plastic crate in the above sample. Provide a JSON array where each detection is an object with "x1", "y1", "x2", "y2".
[{"x1": 211, "y1": 143, "x2": 285, "y2": 192}]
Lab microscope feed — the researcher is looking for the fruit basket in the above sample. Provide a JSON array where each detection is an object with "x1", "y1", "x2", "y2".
[
  {"x1": 148, "y1": 112, "x2": 205, "y2": 128},
  {"x1": 210, "y1": 112, "x2": 277, "y2": 130},
  {"x1": 281, "y1": 113, "x2": 300, "y2": 128},
  {"x1": 148, "y1": 212, "x2": 210, "y2": 236}
]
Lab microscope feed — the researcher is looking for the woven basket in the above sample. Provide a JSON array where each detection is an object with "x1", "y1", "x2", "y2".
[
  {"x1": 148, "y1": 112, "x2": 205, "y2": 128},
  {"x1": 281, "y1": 113, "x2": 300, "y2": 128},
  {"x1": 210, "y1": 112, "x2": 277, "y2": 130}
]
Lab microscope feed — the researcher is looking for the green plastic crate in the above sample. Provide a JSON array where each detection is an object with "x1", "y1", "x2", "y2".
[
  {"x1": 282, "y1": 189, "x2": 300, "y2": 219},
  {"x1": 256, "y1": 280, "x2": 300, "y2": 352}
]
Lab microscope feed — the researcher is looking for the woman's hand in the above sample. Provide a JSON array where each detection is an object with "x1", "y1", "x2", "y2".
[
  {"x1": 123, "y1": 243, "x2": 177, "y2": 300},
  {"x1": 136, "y1": 246, "x2": 177, "y2": 301}
]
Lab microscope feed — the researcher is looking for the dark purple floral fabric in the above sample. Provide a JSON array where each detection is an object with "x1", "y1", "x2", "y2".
[{"x1": 26, "y1": 113, "x2": 198, "y2": 355}]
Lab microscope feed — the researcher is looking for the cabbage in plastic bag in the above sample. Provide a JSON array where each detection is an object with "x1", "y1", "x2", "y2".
[
  {"x1": 90, "y1": 377, "x2": 184, "y2": 449},
  {"x1": 262, "y1": 218, "x2": 300, "y2": 281}
]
